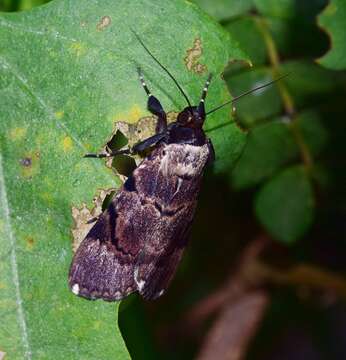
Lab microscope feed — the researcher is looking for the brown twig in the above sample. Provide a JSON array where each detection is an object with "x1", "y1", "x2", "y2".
[
  {"x1": 254, "y1": 16, "x2": 314, "y2": 170},
  {"x1": 196, "y1": 290, "x2": 269, "y2": 360}
]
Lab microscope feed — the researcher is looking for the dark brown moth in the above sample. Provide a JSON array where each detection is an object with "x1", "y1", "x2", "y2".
[{"x1": 69, "y1": 32, "x2": 285, "y2": 301}]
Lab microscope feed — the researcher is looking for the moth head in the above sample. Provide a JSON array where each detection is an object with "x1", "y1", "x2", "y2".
[
  {"x1": 176, "y1": 73, "x2": 212, "y2": 128},
  {"x1": 177, "y1": 105, "x2": 205, "y2": 128}
]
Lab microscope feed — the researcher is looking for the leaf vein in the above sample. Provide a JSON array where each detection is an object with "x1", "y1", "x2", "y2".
[{"x1": 0, "y1": 152, "x2": 32, "y2": 359}]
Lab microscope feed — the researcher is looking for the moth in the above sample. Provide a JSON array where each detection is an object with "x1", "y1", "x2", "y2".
[{"x1": 69, "y1": 33, "x2": 284, "y2": 301}]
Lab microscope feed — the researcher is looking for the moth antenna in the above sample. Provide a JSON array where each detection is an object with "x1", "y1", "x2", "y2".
[
  {"x1": 199, "y1": 73, "x2": 213, "y2": 104},
  {"x1": 206, "y1": 73, "x2": 289, "y2": 116},
  {"x1": 198, "y1": 73, "x2": 213, "y2": 119},
  {"x1": 131, "y1": 29, "x2": 192, "y2": 108}
]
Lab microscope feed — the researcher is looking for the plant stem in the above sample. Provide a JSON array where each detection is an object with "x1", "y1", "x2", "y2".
[{"x1": 254, "y1": 16, "x2": 313, "y2": 170}]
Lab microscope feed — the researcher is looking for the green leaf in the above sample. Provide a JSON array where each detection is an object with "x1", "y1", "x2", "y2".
[
  {"x1": 225, "y1": 16, "x2": 267, "y2": 66},
  {"x1": 232, "y1": 121, "x2": 296, "y2": 189},
  {"x1": 226, "y1": 68, "x2": 282, "y2": 127},
  {"x1": 255, "y1": 166, "x2": 314, "y2": 244},
  {"x1": 225, "y1": 60, "x2": 342, "y2": 128},
  {"x1": 253, "y1": 0, "x2": 329, "y2": 59},
  {"x1": 0, "y1": 0, "x2": 248, "y2": 357},
  {"x1": 192, "y1": 0, "x2": 253, "y2": 21},
  {"x1": 280, "y1": 60, "x2": 344, "y2": 107},
  {"x1": 296, "y1": 110, "x2": 328, "y2": 156},
  {"x1": 253, "y1": 0, "x2": 324, "y2": 20},
  {"x1": 318, "y1": 0, "x2": 346, "y2": 70},
  {"x1": 232, "y1": 110, "x2": 327, "y2": 189}
]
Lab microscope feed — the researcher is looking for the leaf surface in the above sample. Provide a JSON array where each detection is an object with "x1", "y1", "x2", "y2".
[
  {"x1": 318, "y1": 0, "x2": 346, "y2": 70},
  {"x1": 255, "y1": 166, "x2": 314, "y2": 244},
  {"x1": 0, "y1": 0, "x2": 248, "y2": 358}
]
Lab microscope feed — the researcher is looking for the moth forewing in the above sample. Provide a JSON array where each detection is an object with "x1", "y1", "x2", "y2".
[{"x1": 69, "y1": 138, "x2": 213, "y2": 300}]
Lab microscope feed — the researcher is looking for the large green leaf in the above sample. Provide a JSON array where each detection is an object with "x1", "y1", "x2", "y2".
[
  {"x1": 226, "y1": 68, "x2": 282, "y2": 128},
  {"x1": 255, "y1": 165, "x2": 314, "y2": 244},
  {"x1": 232, "y1": 110, "x2": 327, "y2": 189},
  {"x1": 0, "y1": 0, "x2": 248, "y2": 358},
  {"x1": 225, "y1": 16, "x2": 267, "y2": 66},
  {"x1": 318, "y1": 0, "x2": 346, "y2": 70}
]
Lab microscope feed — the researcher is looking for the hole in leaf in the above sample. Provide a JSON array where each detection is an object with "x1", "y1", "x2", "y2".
[
  {"x1": 107, "y1": 130, "x2": 128, "y2": 152},
  {"x1": 112, "y1": 155, "x2": 137, "y2": 177},
  {"x1": 101, "y1": 191, "x2": 116, "y2": 212}
]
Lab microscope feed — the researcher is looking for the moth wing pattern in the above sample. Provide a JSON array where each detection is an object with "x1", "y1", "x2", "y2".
[
  {"x1": 132, "y1": 142, "x2": 210, "y2": 299},
  {"x1": 69, "y1": 141, "x2": 211, "y2": 301},
  {"x1": 68, "y1": 197, "x2": 143, "y2": 301},
  {"x1": 135, "y1": 216, "x2": 193, "y2": 300}
]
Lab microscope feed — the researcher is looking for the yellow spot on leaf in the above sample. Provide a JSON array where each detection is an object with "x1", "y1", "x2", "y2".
[
  {"x1": 93, "y1": 320, "x2": 102, "y2": 329},
  {"x1": 40, "y1": 191, "x2": 53, "y2": 204},
  {"x1": 70, "y1": 42, "x2": 86, "y2": 57},
  {"x1": 61, "y1": 136, "x2": 73, "y2": 152},
  {"x1": 55, "y1": 111, "x2": 64, "y2": 119},
  {"x1": 112, "y1": 104, "x2": 146, "y2": 123},
  {"x1": 8, "y1": 127, "x2": 27, "y2": 141},
  {"x1": 25, "y1": 237, "x2": 35, "y2": 251}
]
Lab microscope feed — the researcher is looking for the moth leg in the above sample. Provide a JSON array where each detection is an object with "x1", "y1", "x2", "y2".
[
  {"x1": 132, "y1": 132, "x2": 166, "y2": 152},
  {"x1": 84, "y1": 148, "x2": 131, "y2": 158},
  {"x1": 137, "y1": 67, "x2": 167, "y2": 134},
  {"x1": 85, "y1": 133, "x2": 166, "y2": 158}
]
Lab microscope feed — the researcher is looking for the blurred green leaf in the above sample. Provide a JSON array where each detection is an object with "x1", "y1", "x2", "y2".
[
  {"x1": 232, "y1": 110, "x2": 327, "y2": 189},
  {"x1": 232, "y1": 121, "x2": 296, "y2": 189},
  {"x1": 0, "y1": 0, "x2": 248, "y2": 357},
  {"x1": 0, "y1": 0, "x2": 49, "y2": 11},
  {"x1": 297, "y1": 109, "x2": 328, "y2": 156},
  {"x1": 280, "y1": 60, "x2": 344, "y2": 107},
  {"x1": 267, "y1": 16, "x2": 328, "y2": 59},
  {"x1": 255, "y1": 165, "x2": 314, "y2": 243},
  {"x1": 225, "y1": 16, "x2": 267, "y2": 66},
  {"x1": 318, "y1": 0, "x2": 346, "y2": 70},
  {"x1": 225, "y1": 59, "x2": 342, "y2": 128},
  {"x1": 192, "y1": 0, "x2": 253, "y2": 21},
  {"x1": 253, "y1": 0, "x2": 326, "y2": 20},
  {"x1": 226, "y1": 68, "x2": 282, "y2": 127},
  {"x1": 207, "y1": 121, "x2": 247, "y2": 177}
]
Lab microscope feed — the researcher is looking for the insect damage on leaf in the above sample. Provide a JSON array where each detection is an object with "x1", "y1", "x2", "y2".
[
  {"x1": 184, "y1": 38, "x2": 207, "y2": 74},
  {"x1": 71, "y1": 188, "x2": 116, "y2": 252},
  {"x1": 96, "y1": 16, "x2": 112, "y2": 31},
  {"x1": 8, "y1": 127, "x2": 27, "y2": 141},
  {"x1": 105, "y1": 114, "x2": 178, "y2": 179},
  {"x1": 20, "y1": 151, "x2": 40, "y2": 178},
  {"x1": 20, "y1": 157, "x2": 32, "y2": 167}
]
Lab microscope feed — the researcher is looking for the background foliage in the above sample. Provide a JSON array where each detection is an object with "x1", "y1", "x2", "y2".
[{"x1": 1, "y1": 0, "x2": 346, "y2": 359}]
